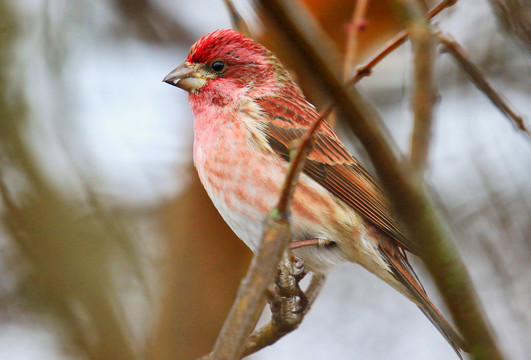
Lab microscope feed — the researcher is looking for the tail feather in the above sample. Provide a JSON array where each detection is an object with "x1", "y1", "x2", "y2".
[
  {"x1": 378, "y1": 240, "x2": 468, "y2": 358},
  {"x1": 415, "y1": 298, "x2": 466, "y2": 358}
]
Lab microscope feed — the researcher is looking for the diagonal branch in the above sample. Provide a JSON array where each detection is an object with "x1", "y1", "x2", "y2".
[
  {"x1": 276, "y1": 105, "x2": 334, "y2": 215},
  {"x1": 223, "y1": 0, "x2": 252, "y2": 37},
  {"x1": 438, "y1": 32, "x2": 529, "y2": 136},
  {"x1": 257, "y1": 1, "x2": 505, "y2": 359},
  {"x1": 347, "y1": 0, "x2": 457, "y2": 86},
  {"x1": 198, "y1": 215, "x2": 292, "y2": 360}
]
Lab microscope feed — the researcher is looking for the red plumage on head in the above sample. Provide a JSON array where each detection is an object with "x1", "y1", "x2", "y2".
[{"x1": 186, "y1": 29, "x2": 268, "y2": 66}]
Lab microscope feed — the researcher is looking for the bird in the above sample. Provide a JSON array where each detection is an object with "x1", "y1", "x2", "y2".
[{"x1": 163, "y1": 29, "x2": 467, "y2": 357}]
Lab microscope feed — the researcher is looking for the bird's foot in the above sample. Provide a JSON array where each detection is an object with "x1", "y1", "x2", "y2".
[{"x1": 269, "y1": 255, "x2": 309, "y2": 315}]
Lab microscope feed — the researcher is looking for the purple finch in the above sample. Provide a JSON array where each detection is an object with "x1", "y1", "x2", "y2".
[{"x1": 164, "y1": 29, "x2": 466, "y2": 357}]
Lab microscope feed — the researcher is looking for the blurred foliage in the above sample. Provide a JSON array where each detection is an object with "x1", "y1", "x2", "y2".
[
  {"x1": 0, "y1": 0, "x2": 529, "y2": 359},
  {"x1": 488, "y1": 0, "x2": 531, "y2": 52},
  {"x1": 1, "y1": 5, "x2": 147, "y2": 360},
  {"x1": 113, "y1": 0, "x2": 193, "y2": 42}
]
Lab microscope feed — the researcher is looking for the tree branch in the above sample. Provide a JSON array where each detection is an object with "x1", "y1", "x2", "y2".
[
  {"x1": 343, "y1": 0, "x2": 370, "y2": 80},
  {"x1": 256, "y1": 1, "x2": 505, "y2": 359},
  {"x1": 198, "y1": 216, "x2": 292, "y2": 360},
  {"x1": 438, "y1": 32, "x2": 529, "y2": 136},
  {"x1": 347, "y1": 0, "x2": 457, "y2": 86},
  {"x1": 223, "y1": 0, "x2": 252, "y2": 37},
  {"x1": 276, "y1": 105, "x2": 334, "y2": 215},
  {"x1": 391, "y1": 0, "x2": 437, "y2": 173}
]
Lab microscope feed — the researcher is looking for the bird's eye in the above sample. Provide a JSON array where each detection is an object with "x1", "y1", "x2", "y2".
[{"x1": 211, "y1": 60, "x2": 225, "y2": 73}]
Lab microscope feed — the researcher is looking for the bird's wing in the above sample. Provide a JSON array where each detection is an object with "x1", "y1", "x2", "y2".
[
  {"x1": 256, "y1": 96, "x2": 416, "y2": 254},
  {"x1": 254, "y1": 96, "x2": 467, "y2": 355}
]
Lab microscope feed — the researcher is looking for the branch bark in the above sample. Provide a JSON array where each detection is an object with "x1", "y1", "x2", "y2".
[
  {"x1": 391, "y1": 0, "x2": 437, "y2": 173},
  {"x1": 343, "y1": 0, "x2": 369, "y2": 79},
  {"x1": 438, "y1": 33, "x2": 529, "y2": 136},
  {"x1": 223, "y1": 0, "x2": 252, "y2": 38},
  {"x1": 198, "y1": 216, "x2": 292, "y2": 360},
  {"x1": 347, "y1": 0, "x2": 457, "y2": 86}
]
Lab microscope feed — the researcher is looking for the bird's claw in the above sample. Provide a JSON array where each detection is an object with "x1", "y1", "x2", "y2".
[
  {"x1": 268, "y1": 255, "x2": 310, "y2": 316},
  {"x1": 291, "y1": 256, "x2": 306, "y2": 280}
]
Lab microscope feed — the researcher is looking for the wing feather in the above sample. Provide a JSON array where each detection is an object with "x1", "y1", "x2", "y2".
[
  {"x1": 255, "y1": 96, "x2": 467, "y2": 354},
  {"x1": 255, "y1": 96, "x2": 416, "y2": 254}
]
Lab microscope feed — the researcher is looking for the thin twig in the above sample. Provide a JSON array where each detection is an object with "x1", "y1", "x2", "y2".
[
  {"x1": 223, "y1": 0, "x2": 252, "y2": 37},
  {"x1": 343, "y1": 0, "x2": 370, "y2": 80},
  {"x1": 302, "y1": 273, "x2": 326, "y2": 304},
  {"x1": 391, "y1": 0, "x2": 437, "y2": 173},
  {"x1": 257, "y1": 1, "x2": 505, "y2": 359},
  {"x1": 276, "y1": 104, "x2": 335, "y2": 215},
  {"x1": 327, "y1": 0, "x2": 370, "y2": 127},
  {"x1": 347, "y1": 0, "x2": 457, "y2": 87},
  {"x1": 438, "y1": 32, "x2": 529, "y2": 136}
]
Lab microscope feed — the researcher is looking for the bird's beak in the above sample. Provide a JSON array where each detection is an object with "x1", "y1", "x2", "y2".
[{"x1": 163, "y1": 62, "x2": 206, "y2": 92}]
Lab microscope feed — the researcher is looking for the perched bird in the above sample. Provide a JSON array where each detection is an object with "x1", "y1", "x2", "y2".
[{"x1": 164, "y1": 29, "x2": 466, "y2": 357}]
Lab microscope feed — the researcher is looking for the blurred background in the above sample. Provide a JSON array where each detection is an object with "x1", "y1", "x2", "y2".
[{"x1": 0, "y1": 0, "x2": 529, "y2": 359}]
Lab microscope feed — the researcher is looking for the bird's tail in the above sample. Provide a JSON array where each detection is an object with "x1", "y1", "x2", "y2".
[
  {"x1": 378, "y1": 240, "x2": 468, "y2": 359},
  {"x1": 414, "y1": 293, "x2": 467, "y2": 359}
]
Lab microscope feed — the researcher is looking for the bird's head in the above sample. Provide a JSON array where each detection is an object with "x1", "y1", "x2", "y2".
[{"x1": 163, "y1": 29, "x2": 292, "y2": 96}]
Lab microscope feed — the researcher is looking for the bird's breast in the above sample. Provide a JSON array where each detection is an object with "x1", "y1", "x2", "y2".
[
  {"x1": 191, "y1": 110, "x2": 369, "y2": 271},
  {"x1": 193, "y1": 117, "x2": 284, "y2": 250}
]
